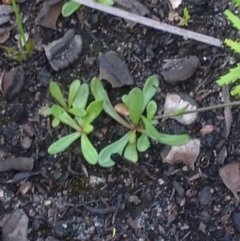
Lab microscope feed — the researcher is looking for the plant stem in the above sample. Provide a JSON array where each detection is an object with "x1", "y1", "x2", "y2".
[
  {"x1": 11, "y1": 0, "x2": 27, "y2": 51},
  {"x1": 154, "y1": 101, "x2": 240, "y2": 120}
]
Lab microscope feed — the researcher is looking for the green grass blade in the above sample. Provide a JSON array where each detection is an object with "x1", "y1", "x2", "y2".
[
  {"x1": 98, "y1": 132, "x2": 131, "y2": 167},
  {"x1": 62, "y1": 1, "x2": 81, "y2": 17},
  {"x1": 137, "y1": 134, "x2": 150, "y2": 152},
  {"x1": 143, "y1": 75, "x2": 159, "y2": 111},
  {"x1": 171, "y1": 104, "x2": 189, "y2": 116},
  {"x1": 68, "y1": 79, "x2": 80, "y2": 108},
  {"x1": 141, "y1": 116, "x2": 190, "y2": 146},
  {"x1": 48, "y1": 132, "x2": 81, "y2": 154},
  {"x1": 72, "y1": 83, "x2": 89, "y2": 109},
  {"x1": 224, "y1": 10, "x2": 240, "y2": 31},
  {"x1": 81, "y1": 134, "x2": 98, "y2": 165},
  {"x1": 49, "y1": 81, "x2": 67, "y2": 109},
  {"x1": 128, "y1": 88, "x2": 144, "y2": 126},
  {"x1": 123, "y1": 142, "x2": 138, "y2": 163},
  {"x1": 96, "y1": 0, "x2": 114, "y2": 6}
]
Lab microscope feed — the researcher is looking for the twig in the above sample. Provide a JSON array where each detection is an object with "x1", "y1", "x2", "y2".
[
  {"x1": 72, "y1": 0, "x2": 223, "y2": 48},
  {"x1": 154, "y1": 101, "x2": 240, "y2": 120}
]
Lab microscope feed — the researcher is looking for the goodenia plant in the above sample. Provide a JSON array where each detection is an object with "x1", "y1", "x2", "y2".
[
  {"x1": 62, "y1": 0, "x2": 114, "y2": 17},
  {"x1": 45, "y1": 80, "x2": 103, "y2": 165},
  {"x1": 216, "y1": 1, "x2": 240, "y2": 96},
  {"x1": 91, "y1": 76, "x2": 190, "y2": 167}
]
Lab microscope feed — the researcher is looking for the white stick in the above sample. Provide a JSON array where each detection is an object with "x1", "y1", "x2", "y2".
[{"x1": 72, "y1": 0, "x2": 223, "y2": 48}]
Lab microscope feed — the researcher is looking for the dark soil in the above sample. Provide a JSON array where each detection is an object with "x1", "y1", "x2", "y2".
[{"x1": 1, "y1": 0, "x2": 240, "y2": 240}]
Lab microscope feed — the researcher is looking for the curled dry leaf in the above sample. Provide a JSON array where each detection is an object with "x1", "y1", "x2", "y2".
[
  {"x1": 2, "y1": 209, "x2": 29, "y2": 241},
  {"x1": 219, "y1": 163, "x2": 240, "y2": 206},
  {"x1": 114, "y1": 103, "x2": 130, "y2": 116},
  {"x1": 98, "y1": 51, "x2": 134, "y2": 88},
  {"x1": 160, "y1": 138, "x2": 201, "y2": 170},
  {"x1": 0, "y1": 27, "x2": 11, "y2": 43},
  {"x1": 43, "y1": 29, "x2": 82, "y2": 71},
  {"x1": 0, "y1": 66, "x2": 25, "y2": 100},
  {"x1": 35, "y1": 0, "x2": 64, "y2": 30},
  {"x1": 161, "y1": 56, "x2": 199, "y2": 85},
  {"x1": 163, "y1": 93, "x2": 197, "y2": 125}
]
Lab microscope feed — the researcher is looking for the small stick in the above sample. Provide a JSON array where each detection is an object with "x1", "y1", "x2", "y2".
[
  {"x1": 154, "y1": 101, "x2": 240, "y2": 120},
  {"x1": 72, "y1": 0, "x2": 223, "y2": 48}
]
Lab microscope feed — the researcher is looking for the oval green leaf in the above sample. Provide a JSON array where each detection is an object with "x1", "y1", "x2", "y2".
[
  {"x1": 141, "y1": 116, "x2": 190, "y2": 146},
  {"x1": 123, "y1": 142, "x2": 138, "y2": 163},
  {"x1": 68, "y1": 107, "x2": 86, "y2": 117},
  {"x1": 48, "y1": 132, "x2": 81, "y2": 155},
  {"x1": 62, "y1": 1, "x2": 81, "y2": 17},
  {"x1": 72, "y1": 83, "x2": 89, "y2": 109},
  {"x1": 68, "y1": 79, "x2": 80, "y2": 108},
  {"x1": 51, "y1": 105, "x2": 81, "y2": 131},
  {"x1": 143, "y1": 75, "x2": 159, "y2": 111},
  {"x1": 98, "y1": 132, "x2": 131, "y2": 167},
  {"x1": 81, "y1": 134, "x2": 98, "y2": 165},
  {"x1": 42, "y1": 107, "x2": 52, "y2": 117},
  {"x1": 96, "y1": 0, "x2": 114, "y2": 6},
  {"x1": 83, "y1": 99, "x2": 103, "y2": 126},
  {"x1": 52, "y1": 117, "x2": 60, "y2": 128},
  {"x1": 137, "y1": 134, "x2": 150, "y2": 152},
  {"x1": 128, "y1": 88, "x2": 143, "y2": 126},
  {"x1": 146, "y1": 100, "x2": 157, "y2": 120},
  {"x1": 49, "y1": 81, "x2": 67, "y2": 109},
  {"x1": 83, "y1": 124, "x2": 94, "y2": 134}
]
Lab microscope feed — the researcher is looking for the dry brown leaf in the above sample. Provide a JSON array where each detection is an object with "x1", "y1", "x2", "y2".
[
  {"x1": 219, "y1": 163, "x2": 240, "y2": 206},
  {"x1": 35, "y1": 0, "x2": 64, "y2": 30},
  {"x1": 114, "y1": 103, "x2": 130, "y2": 116},
  {"x1": 0, "y1": 28, "x2": 10, "y2": 43},
  {"x1": 200, "y1": 125, "x2": 214, "y2": 135}
]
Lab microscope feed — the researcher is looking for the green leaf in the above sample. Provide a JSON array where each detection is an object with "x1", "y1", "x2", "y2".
[
  {"x1": 62, "y1": 1, "x2": 81, "y2": 17},
  {"x1": 141, "y1": 116, "x2": 190, "y2": 146},
  {"x1": 48, "y1": 132, "x2": 81, "y2": 154},
  {"x1": 26, "y1": 40, "x2": 35, "y2": 54},
  {"x1": 129, "y1": 130, "x2": 136, "y2": 144},
  {"x1": 232, "y1": 0, "x2": 240, "y2": 7},
  {"x1": 183, "y1": 7, "x2": 190, "y2": 21},
  {"x1": 49, "y1": 81, "x2": 67, "y2": 109},
  {"x1": 224, "y1": 10, "x2": 240, "y2": 31},
  {"x1": 83, "y1": 99, "x2": 103, "y2": 126},
  {"x1": 122, "y1": 94, "x2": 128, "y2": 105},
  {"x1": 137, "y1": 134, "x2": 150, "y2": 152},
  {"x1": 52, "y1": 117, "x2": 60, "y2": 128},
  {"x1": 83, "y1": 124, "x2": 94, "y2": 134},
  {"x1": 216, "y1": 64, "x2": 240, "y2": 86},
  {"x1": 127, "y1": 88, "x2": 144, "y2": 125},
  {"x1": 96, "y1": 0, "x2": 114, "y2": 5},
  {"x1": 225, "y1": 39, "x2": 240, "y2": 54},
  {"x1": 171, "y1": 104, "x2": 189, "y2": 116},
  {"x1": 68, "y1": 107, "x2": 86, "y2": 117},
  {"x1": 68, "y1": 79, "x2": 80, "y2": 108},
  {"x1": 146, "y1": 100, "x2": 157, "y2": 120},
  {"x1": 143, "y1": 75, "x2": 159, "y2": 111},
  {"x1": 72, "y1": 83, "x2": 89, "y2": 109},
  {"x1": 231, "y1": 84, "x2": 240, "y2": 96},
  {"x1": 51, "y1": 105, "x2": 81, "y2": 131},
  {"x1": 81, "y1": 134, "x2": 98, "y2": 165},
  {"x1": 98, "y1": 132, "x2": 131, "y2": 167},
  {"x1": 123, "y1": 142, "x2": 138, "y2": 163},
  {"x1": 91, "y1": 77, "x2": 131, "y2": 128},
  {"x1": 42, "y1": 107, "x2": 52, "y2": 117}
]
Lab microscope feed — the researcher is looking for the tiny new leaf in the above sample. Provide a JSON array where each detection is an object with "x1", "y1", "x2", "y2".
[
  {"x1": 72, "y1": 83, "x2": 89, "y2": 109},
  {"x1": 137, "y1": 134, "x2": 150, "y2": 152},
  {"x1": 62, "y1": 1, "x2": 81, "y2": 17},
  {"x1": 96, "y1": 0, "x2": 114, "y2": 5},
  {"x1": 146, "y1": 100, "x2": 157, "y2": 120},
  {"x1": 123, "y1": 142, "x2": 138, "y2": 163},
  {"x1": 49, "y1": 81, "x2": 67, "y2": 109},
  {"x1": 143, "y1": 75, "x2": 159, "y2": 111},
  {"x1": 127, "y1": 88, "x2": 144, "y2": 126},
  {"x1": 52, "y1": 117, "x2": 60, "y2": 128},
  {"x1": 98, "y1": 132, "x2": 131, "y2": 167},
  {"x1": 68, "y1": 79, "x2": 80, "y2": 108},
  {"x1": 81, "y1": 134, "x2": 98, "y2": 165},
  {"x1": 48, "y1": 132, "x2": 81, "y2": 154}
]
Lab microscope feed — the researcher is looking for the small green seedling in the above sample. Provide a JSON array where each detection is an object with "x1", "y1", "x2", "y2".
[
  {"x1": 3, "y1": 0, "x2": 34, "y2": 61},
  {"x1": 179, "y1": 7, "x2": 191, "y2": 26},
  {"x1": 216, "y1": 6, "x2": 240, "y2": 96},
  {"x1": 91, "y1": 76, "x2": 190, "y2": 167},
  {"x1": 62, "y1": 0, "x2": 114, "y2": 17},
  {"x1": 45, "y1": 80, "x2": 103, "y2": 165}
]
